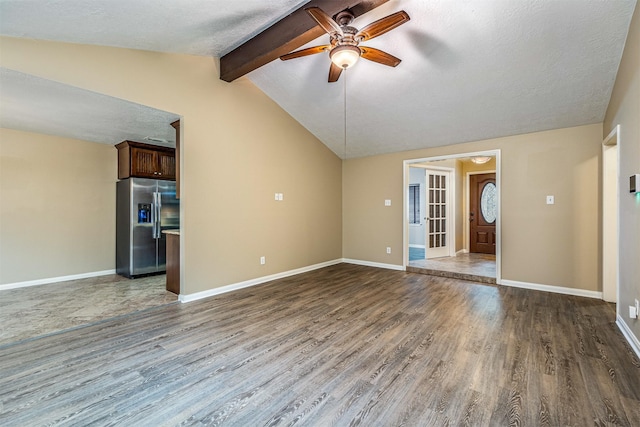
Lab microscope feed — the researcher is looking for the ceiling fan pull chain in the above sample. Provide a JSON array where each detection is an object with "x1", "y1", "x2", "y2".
[{"x1": 344, "y1": 70, "x2": 347, "y2": 159}]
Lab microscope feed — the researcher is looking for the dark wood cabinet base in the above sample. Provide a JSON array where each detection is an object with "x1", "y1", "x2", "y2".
[{"x1": 165, "y1": 233, "x2": 180, "y2": 294}]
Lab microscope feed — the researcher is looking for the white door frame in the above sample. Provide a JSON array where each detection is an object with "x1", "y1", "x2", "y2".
[
  {"x1": 403, "y1": 150, "x2": 501, "y2": 285},
  {"x1": 602, "y1": 125, "x2": 620, "y2": 304},
  {"x1": 407, "y1": 166, "x2": 427, "y2": 252}
]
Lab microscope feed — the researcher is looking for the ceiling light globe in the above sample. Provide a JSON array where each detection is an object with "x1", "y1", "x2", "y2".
[
  {"x1": 330, "y1": 45, "x2": 361, "y2": 69},
  {"x1": 471, "y1": 156, "x2": 492, "y2": 164}
]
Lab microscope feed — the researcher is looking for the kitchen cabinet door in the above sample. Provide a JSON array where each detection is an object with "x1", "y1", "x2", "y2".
[
  {"x1": 116, "y1": 140, "x2": 176, "y2": 181},
  {"x1": 131, "y1": 147, "x2": 160, "y2": 178},
  {"x1": 157, "y1": 151, "x2": 176, "y2": 180}
]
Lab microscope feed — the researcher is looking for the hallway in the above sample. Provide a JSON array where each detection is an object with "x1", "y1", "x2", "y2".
[{"x1": 408, "y1": 252, "x2": 496, "y2": 284}]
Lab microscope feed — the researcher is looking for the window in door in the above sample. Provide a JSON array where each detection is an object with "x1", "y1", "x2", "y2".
[
  {"x1": 426, "y1": 170, "x2": 450, "y2": 258},
  {"x1": 409, "y1": 184, "x2": 420, "y2": 225}
]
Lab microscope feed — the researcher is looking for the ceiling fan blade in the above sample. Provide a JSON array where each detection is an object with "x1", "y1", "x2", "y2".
[
  {"x1": 280, "y1": 45, "x2": 330, "y2": 60},
  {"x1": 355, "y1": 10, "x2": 410, "y2": 42},
  {"x1": 360, "y1": 46, "x2": 401, "y2": 67},
  {"x1": 306, "y1": 7, "x2": 343, "y2": 37},
  {"x1": 328, "y1": 62, "x2": 343, "y2": 82}
]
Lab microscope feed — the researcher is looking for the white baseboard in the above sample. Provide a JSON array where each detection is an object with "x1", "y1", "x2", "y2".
[
  {"x1": 179, "y1": 258, "x2": 407, "y2": 303},
  {"x1": 499, "y1": 281, "x2": 640, "y2": 354},
  {"x1": 616, "y1": 315, "x2": 640, "y2": 360},
  {"x1": 409, "y1": 244, "x2": 426, "y2": 249},
  {"x1": 0, "y1": 269, "x2": 117, "y2": 291},
  {"x1": 456, "y1": 249, "x2": 469, "y2": 255},
  {"x1": 342, "y1": 258, "x2": 405, "y2": 271},
  {"x1": 179, "y1": 259, "x2": 343, "y2": 303},
  {"x1": 500, "y1": 279, "x2": 603, "y2": 300}
]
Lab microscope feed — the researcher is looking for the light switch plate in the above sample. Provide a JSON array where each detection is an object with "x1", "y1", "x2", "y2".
[
  {"x1": 384, "y1": 199, "x2": 391, "y2": 206},
  {"x1": 631, "y1": 174, "x2": 639, "y2": 193},
  {"x1": 546, "y1": 195, "x2": 554, "y2": 205}
]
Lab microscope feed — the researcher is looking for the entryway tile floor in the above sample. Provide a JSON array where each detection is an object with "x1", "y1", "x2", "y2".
[
  {"x1": 0, "y1": 274, "x2": 177, "y2": 346},
  {"x1": 407, "y1": 253, "x2": 496, "y2": 284}
]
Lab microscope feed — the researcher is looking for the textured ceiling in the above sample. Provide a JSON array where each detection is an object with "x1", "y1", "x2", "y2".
[
  {"x1": 249, "y1": 0, "x2": 637, "y2": 158},
  {"x1": 0, "y1": 0, "x2": 636, "y2": 157},
  {"x1": 0, "y1": 68, "x2": 179, "y2": 147},
  {"x1": 0, "y1": 0, "x2": 307, "y2": 57}
]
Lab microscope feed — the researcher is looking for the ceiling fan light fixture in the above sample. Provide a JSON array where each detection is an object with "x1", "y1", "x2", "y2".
[
  {"x1": 471, "y1": 156, "x2": 492, "y2": 164},
  {"x1": 330, "y1": 45, "x2": 361, "y2": 69}
]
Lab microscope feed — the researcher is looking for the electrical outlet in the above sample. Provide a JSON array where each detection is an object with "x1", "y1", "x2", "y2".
[
  {"x1": 260, "y1": 256, "x2": 266, "y2": 265},
  {"x1": 386, "y1": 247, "x2": 391, "y2": 254},
  {"x1": 384, "y1": 199, "x2": 391, "y2": 206}
]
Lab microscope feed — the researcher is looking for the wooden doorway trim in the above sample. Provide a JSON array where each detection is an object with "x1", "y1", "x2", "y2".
[{"x1": 403, "y1": 150, "x2": 501, "y2": 284}]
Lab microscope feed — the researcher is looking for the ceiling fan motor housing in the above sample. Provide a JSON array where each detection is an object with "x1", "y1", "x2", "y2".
[
  {"x1": 330, "y1": 24, "x2": 360, "y2": 69},
  {"x1": 335, "y1": 10, "x2": 355, "y2": 26}
]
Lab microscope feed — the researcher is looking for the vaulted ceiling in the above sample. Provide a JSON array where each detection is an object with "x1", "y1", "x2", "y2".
[{"x1": 0, "y1": 0, "x2": 636, "y2": 158}]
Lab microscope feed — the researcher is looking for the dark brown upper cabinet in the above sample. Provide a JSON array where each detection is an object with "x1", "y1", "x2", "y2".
[{"x1": 116, "y1": 141, "x2": 176, "y2": 181}]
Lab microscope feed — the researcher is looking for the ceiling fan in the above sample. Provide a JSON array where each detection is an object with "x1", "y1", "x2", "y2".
[{"x1": 279, "y1": 7, "x2": 410, "y2": 82}]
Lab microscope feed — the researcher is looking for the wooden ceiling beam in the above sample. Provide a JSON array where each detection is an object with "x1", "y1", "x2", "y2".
[{"x1": 219, "y1": 0, "x2": 390, "y2": 82}]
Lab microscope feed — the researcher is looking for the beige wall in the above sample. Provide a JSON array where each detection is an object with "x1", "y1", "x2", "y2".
[
  {"x1": 604, "y1": 4, "x2": 639, "y2": 340},
  {"x1": 0, "y1": 33, "x2": 620, "y2": 305},
  {"x1": 0, "y1": 37, "x2": 343, "y2": 294},
  {"x1": 0, "y1": 128, "x2": 116, "y2": 283},
  {"x1": 344, "y1": 123, "x2": 602, "y2": 292}
]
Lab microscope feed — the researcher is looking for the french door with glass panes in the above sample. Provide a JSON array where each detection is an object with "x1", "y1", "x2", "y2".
[{"x1": 425, "y1": 169, "x2": 450, "y2": 258}]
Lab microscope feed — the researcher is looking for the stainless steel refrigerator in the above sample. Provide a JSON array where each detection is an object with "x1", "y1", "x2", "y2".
[{"x1": 116, "y1": 178, "x2": 179, "y2": 278}]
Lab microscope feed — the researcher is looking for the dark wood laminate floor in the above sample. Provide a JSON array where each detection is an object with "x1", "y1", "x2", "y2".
[{"x1": 1, "y1": 264, "x2": 639, "y2": 426}]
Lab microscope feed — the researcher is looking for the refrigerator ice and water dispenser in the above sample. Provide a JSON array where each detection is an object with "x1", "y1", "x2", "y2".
[{"x1": 138, "y1": 203, "x2": 152, "y2": 223}]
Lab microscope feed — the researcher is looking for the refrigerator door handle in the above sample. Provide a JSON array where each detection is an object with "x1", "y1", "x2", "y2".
[
  {"x1": 155, "y1": 191, "x2": 162, "y2": 239},
  {"x1": 151, "y1": 192, "x2": 157, "y2": 239}
]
